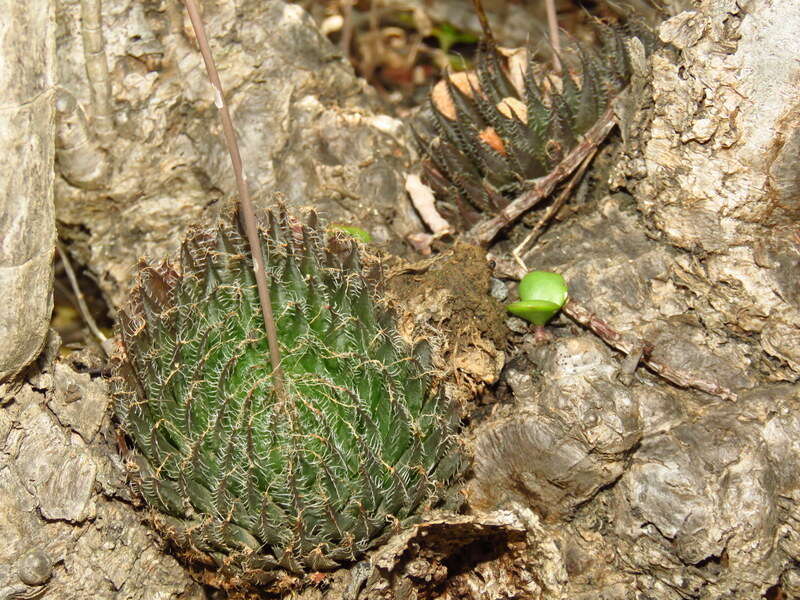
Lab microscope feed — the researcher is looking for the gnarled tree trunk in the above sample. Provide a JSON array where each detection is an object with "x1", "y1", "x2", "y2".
[{"x1": 2, "y1": 0, "x2": 800, "y2": 599}]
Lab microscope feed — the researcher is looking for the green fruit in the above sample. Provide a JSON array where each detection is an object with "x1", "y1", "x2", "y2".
[
  {"x1": 111, "y1": 211, "x2": 460, "y2": 579},
  {"x1": 507, "y1": 271, "x2": 568, "y2": 326}
]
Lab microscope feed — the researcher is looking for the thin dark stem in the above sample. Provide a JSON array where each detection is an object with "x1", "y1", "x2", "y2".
[
  {"x1": 471, "y1": 0, "x2": 494, "y2": 45},
  {"x1": 182, "y1": 0, "x2": 287, "y2": 403},
  {"x1": 490, "y1": 260, "x2": 737, "y2": 401},
  {"x1": 513, "y1": 148, "x2": 597, "y2": 266},
  {"x1": 57, "y1": 242, "x2": 108, "y2": 352}
]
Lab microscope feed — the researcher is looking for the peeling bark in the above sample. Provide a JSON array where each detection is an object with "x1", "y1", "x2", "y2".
[
  {"x1": 0, "y1": 340, "x2": 204, "y2": 599},
  {"x1": 612, "y1": 0, "x2": 800, "y2": 381}
]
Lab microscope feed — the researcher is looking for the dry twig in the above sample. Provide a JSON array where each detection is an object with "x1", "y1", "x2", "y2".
[
  {"x1": 340, "y1": 0, "x2": 354, "y2": 57},
  {"x1": 512, "y1": 149, "x2": 596, "y2": 268},
  {"x1": 182, "y1": 0, "x2": 287, "y2": 403},
  {"x1": 464, "y1": 107, "x2": 616, "y2": 245},
  {"x1": 56, "y1": 242, "x2": 108, "y2": 352},
  {"x1": 471, "y1": 0, "x2": 495, "y2": 45},
  {"x1": 80, "y1": 0, "x2": 114, "y2": 145},
  {"x1": 561, "y1": 300, "x2": 738, "y2": 401}
]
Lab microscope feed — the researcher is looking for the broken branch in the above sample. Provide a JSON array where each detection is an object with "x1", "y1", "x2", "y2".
[
  {"x1": 513, "y1": 149, "x2": 597, "y2": 268},
  {"x1": 562, "y1": 299, "x2": 738, "y2": 401},
  {"x1": 491, "y1": 257, "x2": 738, "y2": 400},
  {"x1": 465, "y1": 107, "x2": 616, "y2": 245}
]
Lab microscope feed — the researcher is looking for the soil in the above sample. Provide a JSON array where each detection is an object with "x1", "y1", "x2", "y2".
[{"x1": 382, "y1": 243, "x2": 509, "y2": 351}]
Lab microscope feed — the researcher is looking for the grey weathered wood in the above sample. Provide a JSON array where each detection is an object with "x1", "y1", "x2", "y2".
[
  {"x1": 611, "y1": 0, "x2": 800, "y2": 382},
  {"x1": 0, "y1": 340, "x2": 206, "y2": 599},
  {"x1": 0, "y1": 0, "x2": 56, "y2": 386},
  {"x1": 55, "y1": 0, "x2": 424, "y2": 309}
]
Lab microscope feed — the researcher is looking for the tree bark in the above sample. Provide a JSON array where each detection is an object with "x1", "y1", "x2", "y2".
[
  {"x1": 54, "y1": 0, "x2": 423, "y2": 310},
  {"x1": 0, "y1": 341, "x2": 206, "y2": 599},
  {"x1": 468, "y1": 1, "x2": 800, "y2": 597},
  {"x1": 0, "y1": 1, "x2": 205, "y2": 597},
  {"x1": 3, "y1": 0, "x2": 800, "y2": 599},
  {"x1": 613, "y1": 0, "x2": 800, "y2": 381},
  {"x1": 0, "y1": 0, "x2": 56, "y2": 387}
]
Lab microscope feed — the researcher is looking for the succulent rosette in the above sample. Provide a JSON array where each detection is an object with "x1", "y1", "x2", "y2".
[
  {"x1": 111, "y1": 211, "x2": 461, "y2": 582},
  {"x1": 416, "y1": 21, "x2": 657, "y2": 229}
]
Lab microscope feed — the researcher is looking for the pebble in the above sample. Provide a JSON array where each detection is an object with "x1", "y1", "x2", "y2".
[{"x1": 16, "y1": 549, "x2": 52, "y2": 586}]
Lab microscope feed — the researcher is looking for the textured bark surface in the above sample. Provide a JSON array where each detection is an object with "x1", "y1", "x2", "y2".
[
  {"x1": 466, "y1": 0, "x2": 800, "y2": 594},
  {"x1": 611, "y1": 0, "x2": 800, "y2": 381},
  {"x1": 0, "y1": 0, "x2": 56, "y2": 385},
  {"x1": 471, "y1": 195, "x2": 800, "y2": 598},
  {"x1": 0, "y1": 339, "x2": 205, "y2": 599},
  {"x1": 4, "y1": 0, "x2": 800, "y2": 598},
  {"x1": 55, "y1": 0, "x2": 422, "y2": 309}
]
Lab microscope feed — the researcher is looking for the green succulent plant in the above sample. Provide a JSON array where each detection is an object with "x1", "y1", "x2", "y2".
[
  {"x1": 507, "y1": 270, "x2": 568, "y2": 326},
  {"x1": 111, "y1": 211, "x2": 461, "y2": 581},
  {"x1": 416, "y1": 21, "x2": 657, "y2": 229}
]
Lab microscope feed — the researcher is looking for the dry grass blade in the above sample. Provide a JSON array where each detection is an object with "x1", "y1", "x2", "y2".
[
  {"x1": 545, "y1": 0, "x2": 561, "y2": 72},
  {"x1": 181, "y1": 0, "x2": 287, "y2": 403}
]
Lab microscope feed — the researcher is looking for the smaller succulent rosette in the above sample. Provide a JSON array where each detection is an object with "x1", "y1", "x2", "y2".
[
  {"x1": 507, "y1": 270, "x2": 568, "y2": 326},
  {"x1": 416, "y1": 21, "x2": 657, "y2": 229}
]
